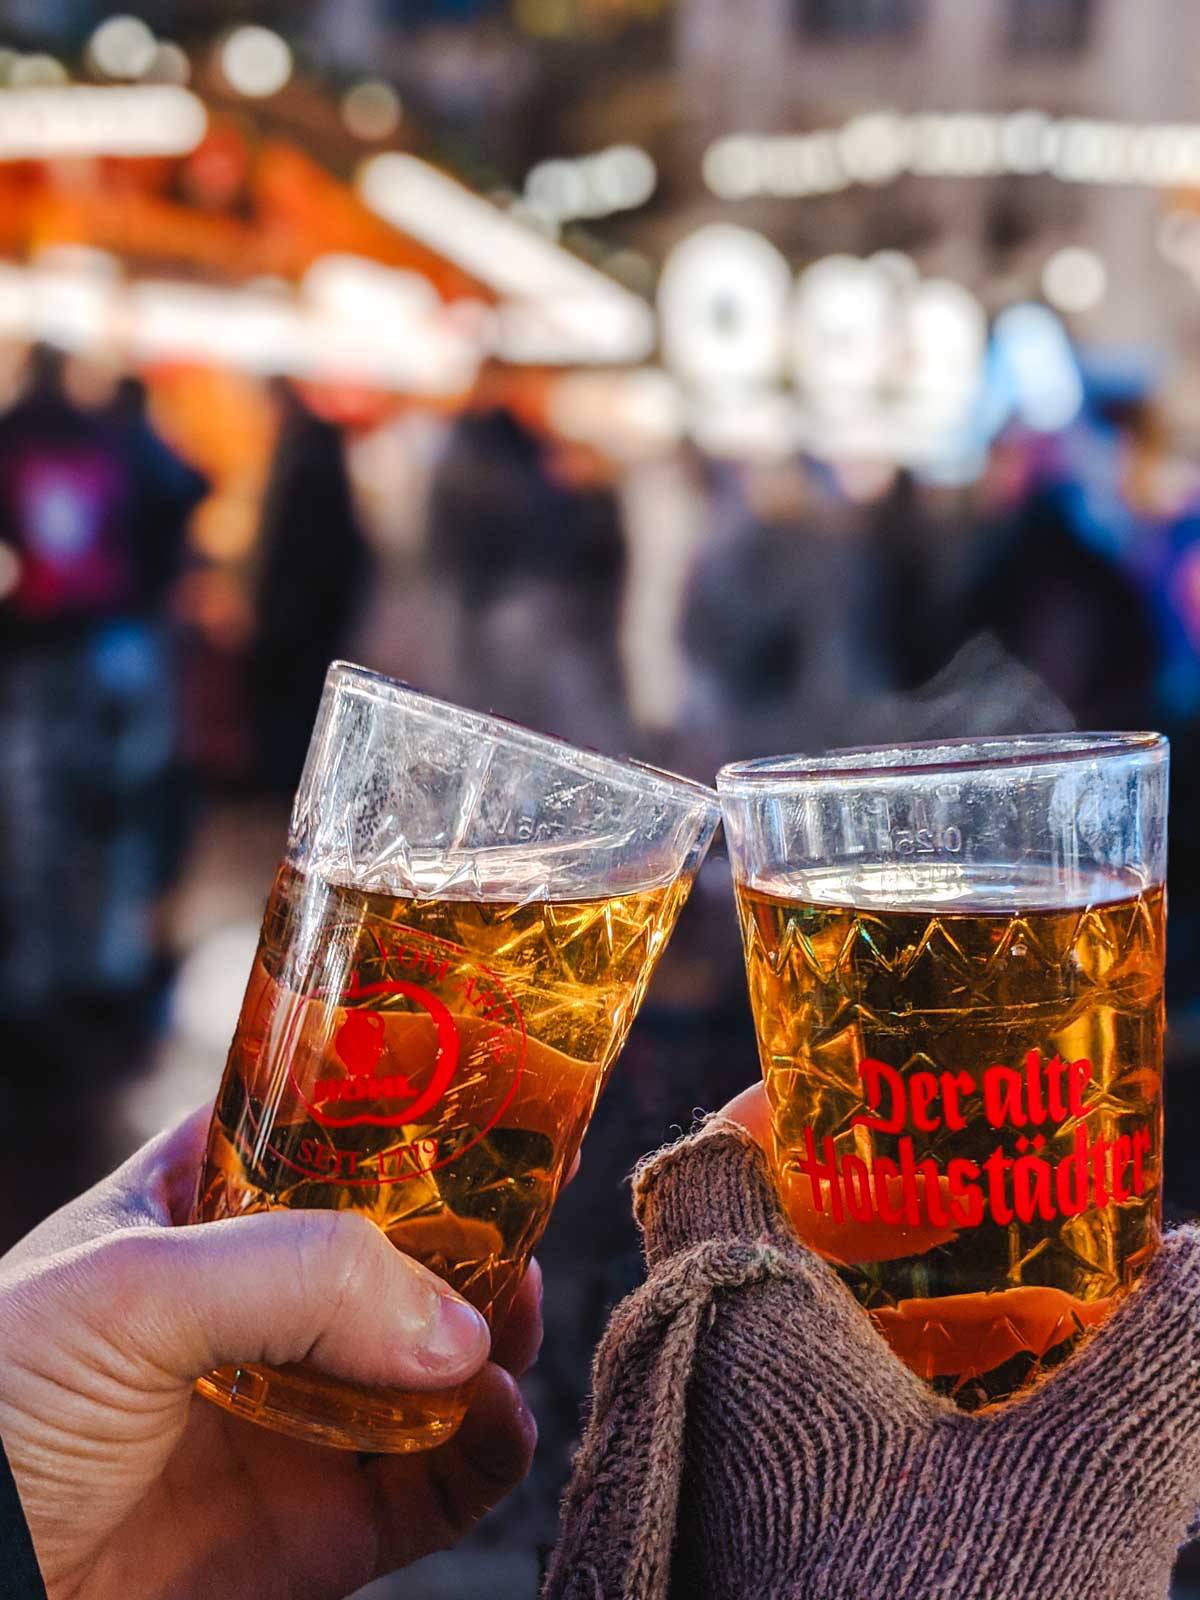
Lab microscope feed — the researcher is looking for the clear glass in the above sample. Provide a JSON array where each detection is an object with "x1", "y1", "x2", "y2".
[
  {"x1": 718, "y1": 733, "x2": 1168, "y2": 1408},
  {"x1": 191, "y1": 663, "x2": 719, "y2": 1451}
]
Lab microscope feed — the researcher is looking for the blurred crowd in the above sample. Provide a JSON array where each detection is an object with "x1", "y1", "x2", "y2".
[
  {"x1": 2, "y1": 336, "x2": 1200, "y2": 1590},
  {"x1": 3, "y1": 343, "x2": 1196, "y2": 984}
]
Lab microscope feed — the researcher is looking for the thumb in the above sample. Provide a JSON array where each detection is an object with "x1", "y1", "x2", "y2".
[{"x1": 79, "y1": 1210, "x2": 493, "y2": 1393}]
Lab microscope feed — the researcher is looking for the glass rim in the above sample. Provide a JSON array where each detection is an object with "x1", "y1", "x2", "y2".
[
  {"x1": 716, "y1": 731, "x2": 1168, "y2": 792},
  {"x1": 326, "y1": 661, "x2": 720, "y2": 812}
]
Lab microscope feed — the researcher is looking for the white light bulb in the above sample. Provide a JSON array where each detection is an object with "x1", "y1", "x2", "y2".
[
  {"x1": 341, "y1": 79, "x2": 401, "y2": 141},
  {"x1": 220, "y1": 26, "x2": 293, "y2": 99},
  {"x1": 89, "y1": 16, "x2": 157, "y2": 80},
  {"x1": 1041, "y1": 246, "x2": 1107, "y2": 313}
]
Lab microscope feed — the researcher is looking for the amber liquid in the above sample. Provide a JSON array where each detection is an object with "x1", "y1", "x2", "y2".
[
  {"x1": 737, "y1": 864, "x2": 1164, "y2": 1407},
  {"x1": 193, "y1": 861, "x2": 689, "y2": 1450}
]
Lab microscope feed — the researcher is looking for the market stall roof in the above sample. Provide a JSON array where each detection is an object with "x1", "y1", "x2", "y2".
[{"x1": 0, "y1": 82, "x2": 655, "y2": 373}]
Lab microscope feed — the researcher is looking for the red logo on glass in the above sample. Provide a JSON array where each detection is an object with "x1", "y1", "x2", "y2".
[
  {"x1": 266, "y1": 922, "x2": 526, "y2": 1186},
  {"x1": 307, "y1": 982, "x2": 461, "y2": 1129}
]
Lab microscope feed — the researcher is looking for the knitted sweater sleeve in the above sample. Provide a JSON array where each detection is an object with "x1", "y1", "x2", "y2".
[
  {"x1": 544, "y1": 1124, "x2": 1200, "y2": 1600},
  {"x1": 633, "y1": 1122, "x2": 804, "y2": 1265}
]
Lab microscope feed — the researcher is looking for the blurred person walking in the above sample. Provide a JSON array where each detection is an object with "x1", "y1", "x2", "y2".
[
  {"x1": 428, "y1": 407, "x2": 635, "y2": 754},
  {"x1": 676, "y1": 458, "x2": 878, "y2": 771},
  {"x1": 865, "y1": 467, "x2": 972, "y2": 692},
  {"x1": 0, "y1": 345, "x2": 206, "y2": 1040},
  {"x1": 424, "y1": 416, "x2": 652, "y2": 1561},
  {"x1": 105, "y1": 374, "x2": 209, "y2": 903},
  {"x1": 247, "y1": 380, "x2": 373, "y2": 795},
  {"x1": 953, "y1": 464, "x2": 1158, "y2": 726}
]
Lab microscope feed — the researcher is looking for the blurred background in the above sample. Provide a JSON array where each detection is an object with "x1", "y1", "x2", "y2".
[{"x1": 0, "y1": 0, "x2": 1198, "y2": 1593}]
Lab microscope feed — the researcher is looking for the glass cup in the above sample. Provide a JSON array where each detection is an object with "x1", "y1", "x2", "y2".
[
  {"x1": 718, "y1": 734, "x2": 1168, "y2": 1408},
  {"x1": 190, "y1": 662, "x2": 719, "y2": 1451}
]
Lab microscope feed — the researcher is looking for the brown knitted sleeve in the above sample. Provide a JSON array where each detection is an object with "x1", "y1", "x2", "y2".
[
  {"x1": 543, "y1": 1125, "x2": 853, "y2": 1600},
  {"x1": 632, "y1": 1123, "x2": 801, "y2": 1268},
  {"x1": 545, "y1": 1124, "x2": 1200, "y2": 1600}
]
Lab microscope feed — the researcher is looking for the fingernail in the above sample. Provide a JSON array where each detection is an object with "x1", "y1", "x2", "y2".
[{"x1": 417, "y1": 1293, "x2": 490, "y2": 1376}]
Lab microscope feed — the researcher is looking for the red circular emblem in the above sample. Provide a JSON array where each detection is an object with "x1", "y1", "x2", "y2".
[{"x1": 253, "y1": 918, "x2": 526, "y2": 1186}]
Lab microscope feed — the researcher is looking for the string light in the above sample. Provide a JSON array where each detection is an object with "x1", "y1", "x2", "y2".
[
  {"x1": 704, "y1": 110, "x2": 1200, "y2": 199},
  {"x1": 525, "y1": 145, "x2": 657, "y2": 222}
]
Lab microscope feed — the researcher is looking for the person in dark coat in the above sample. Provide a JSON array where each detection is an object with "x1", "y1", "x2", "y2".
[{"x1": 248, "y1": 380, "x2": 374, "y2": 794}]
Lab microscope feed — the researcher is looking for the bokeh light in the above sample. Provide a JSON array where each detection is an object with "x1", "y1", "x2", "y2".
[
  {"x1": 340, "y1": 79, "x2": 401, "y2": 141},
  {"x1": 9, "y1": 55, "x2": 68, "y2": 87},
  {"x1": 219, "y1": 26, "x2": 293, "y2": 99},
  {"x1": 88, "y1": 15, "x2": 158, "y2": 80},
  {"x1": 1041, "y1": 246, "x2": 1108, "y2": 314},
  {"x1": 146, "y1": 42, "x2": 190, "y2": 86}
]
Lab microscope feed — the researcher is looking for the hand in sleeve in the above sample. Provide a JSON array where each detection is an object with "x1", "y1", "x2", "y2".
[{"x1": 545, "y1": 1086, "x2": 1200, "y2": 1600}]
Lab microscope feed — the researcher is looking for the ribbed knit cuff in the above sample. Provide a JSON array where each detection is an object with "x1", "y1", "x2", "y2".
[{"x1": 633, "y1": 1124, "x2": 793, "y2": 1268}]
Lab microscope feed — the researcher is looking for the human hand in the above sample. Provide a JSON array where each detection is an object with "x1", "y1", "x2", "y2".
[
  {"x1": 0, "y1": 1108, "x2": 539, "y2": 1600},
  {"x1": 547, "y1": 1092, "x2": 1200, "y2": 1600}
]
